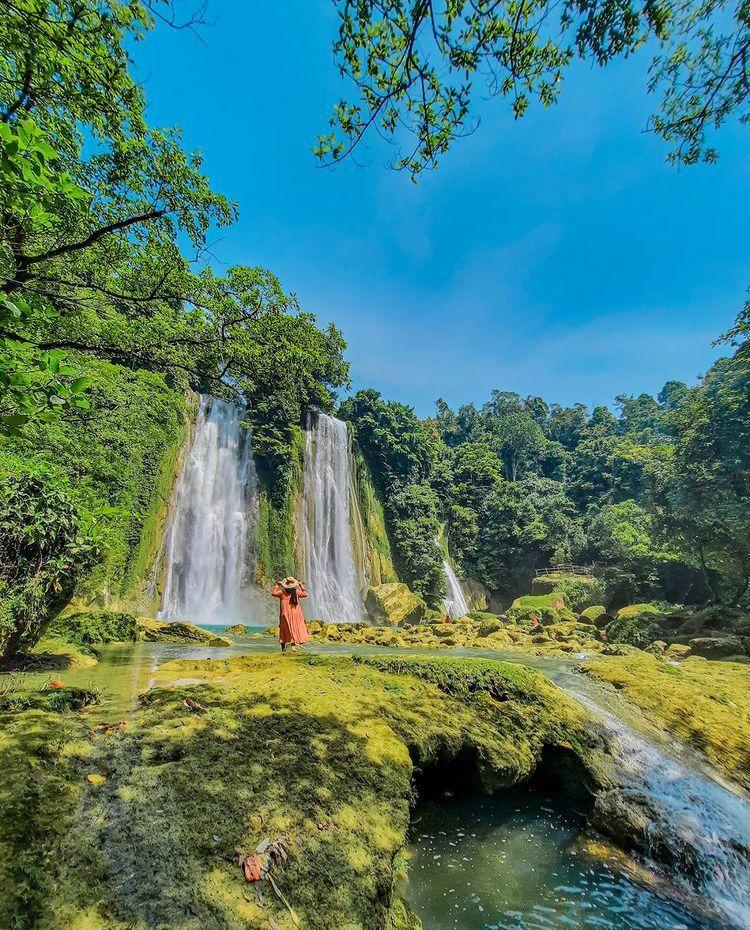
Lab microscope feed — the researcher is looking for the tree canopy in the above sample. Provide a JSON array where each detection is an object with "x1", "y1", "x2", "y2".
[{"x1": 316, "y1": 0, "x2": 750, "y2": 176}]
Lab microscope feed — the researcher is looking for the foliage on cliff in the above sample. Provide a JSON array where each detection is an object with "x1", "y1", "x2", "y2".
[
  {"x1": 0, "y1": 358, "x2": 187, "y2": 654},
  {"x1": 340, "y1": 390, "x2": 445, "y2": 603}
]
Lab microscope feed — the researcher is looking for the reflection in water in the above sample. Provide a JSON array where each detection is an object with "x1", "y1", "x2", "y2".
[{"x1": 406, "y1": 788, "x2": 730, "y2": 930}]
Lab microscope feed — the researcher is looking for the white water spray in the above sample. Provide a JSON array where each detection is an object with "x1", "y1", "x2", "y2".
[
  {"x1": 572, "y1": 689, "x2": 750, "y2": 930},
  {"x1": 301, "y1": 411, "x2": 364, "y2": 622},
  {"x1": 158, "y1": 396, "x2": 258, "y2": 625},
  {"x1": 442, "y1": 558, "x2": 469, "y2": 618}
]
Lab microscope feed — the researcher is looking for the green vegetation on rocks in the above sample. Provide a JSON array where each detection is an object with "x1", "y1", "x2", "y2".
[
  {"x1": 9, "y1": 653, "x2": 604, "y2": 930},
  {"x1": 137, "y1": 618, "x2": 231, "y2": 646},
  {"x1": 507, "y1": 593, "x2": 576, "y2": 626},
  {"x1": 365, "y1": 583, "x2": 427, "y2": 626},
  {"x1": 47, "y1": 610, "x2": 138, "y2": 655},
  {"x1": 582, "y1": 653, "x2": 750, "y2": 790},
  {"x1": 605, "y1": 614, "x2": 664, "y2": 650},
  {"x1": 531, "y1": 573, "x2": 607, "y2": 611}
]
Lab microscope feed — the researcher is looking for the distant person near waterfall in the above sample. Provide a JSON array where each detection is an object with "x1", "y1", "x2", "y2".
[{"x1": 272, "y1": 577, "x2": 311, "y2": 652}]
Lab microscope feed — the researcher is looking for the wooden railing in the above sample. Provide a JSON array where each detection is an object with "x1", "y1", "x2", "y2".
[{"x1": 534, "y1": 564, "x2": 601, "y2": 578}]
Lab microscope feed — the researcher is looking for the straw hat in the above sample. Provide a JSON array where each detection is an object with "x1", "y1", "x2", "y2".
[{"x1": 281, "y1": 576, "x2": 301, "y2": 590}]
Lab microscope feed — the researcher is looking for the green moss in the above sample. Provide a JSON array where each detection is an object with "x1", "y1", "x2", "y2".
[
  {"x1": 137, "y1": 618, "x2": 231, "y2": 645},
  {"x1": 365, "y1": 583, "x2": 427, "y2": 625},
  {"x1": 614, "y1": 603, "x2": 670, "y2": 620},
  {"x1": 531, "y1": 574, "x2": 607, "y2": 612},
  {"x1": 582, "y1": 653, "x2": 750, "y2": 790},
  {"x1": 352, "y1": 444, "x2": 398, "y2": 585},
  {"x1": 255, "y1": 426, "x2": 305, "y2": 583},
  {"x1": 47, "y1": 610, "x2": 139, "y2": 655},
  {"x1": 605, "y1": 614, "x2": 663, "y2": 649},
  {"x1": 507, "y1": 593, "x2": 576, "y2": 626},
  {"x1": 580, "y1": 605, "x2": 607, "y2": 622},
  {"x1": 0, "y1": 705, "x2": 92, "y2": 929},
  {"x1": 32, "y1": 653, "x2": 603, "y2": 930}
]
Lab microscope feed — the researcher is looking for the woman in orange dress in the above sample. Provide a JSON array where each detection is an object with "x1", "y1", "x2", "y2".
[{"x1": 272, "y1": 576, "x2": 311, "y2": 652}]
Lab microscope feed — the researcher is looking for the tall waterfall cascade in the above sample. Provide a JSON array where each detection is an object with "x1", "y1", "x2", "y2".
[
  {"x1": 301, "y1": 412, "x2": 365, "y2": 623},
  {"x1": 442, "y1": 558, "x2": 469, "y2": 618},
  {"x1": 158, "y1": 396, "x2": 259, "y2": 625}
]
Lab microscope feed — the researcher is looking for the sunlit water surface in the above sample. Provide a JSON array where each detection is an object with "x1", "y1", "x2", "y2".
[{"x1": 406, "y1": 788, "x2": 732, "y2": 930}]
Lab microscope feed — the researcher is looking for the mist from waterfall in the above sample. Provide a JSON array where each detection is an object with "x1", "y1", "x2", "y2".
[
  {"x1": 301, "y1": 411, "x2": 364, "y2": 622},
  {"x1": 159, "y1": 396, "x2": 259, "y2": 625},
  {"x1": 442, "y1": 558, "x2": 470, "y2": 618}
]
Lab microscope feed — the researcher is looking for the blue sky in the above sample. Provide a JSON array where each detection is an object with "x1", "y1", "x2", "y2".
[{"x1": 133, "y1": 1, "x2": 749, "y2": 416}]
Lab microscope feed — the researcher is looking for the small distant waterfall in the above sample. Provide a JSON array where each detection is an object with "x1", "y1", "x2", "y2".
[
  {"x1": 301, "y1": 411, "x2": 364, "y2": 622},
  {"x1": 159, "y1": 396, "x2": 258, "y2": 625},
  {"x1": 442, "y1": 558, "x2": 469, "y2": 618}
]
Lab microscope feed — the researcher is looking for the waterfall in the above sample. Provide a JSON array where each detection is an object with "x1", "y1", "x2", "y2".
[
  {"x1": 442, "y1": 558, "x2": 469, "y2": 618},
  {"x1": 573, "y1": 691, "x2": 750, "y2": 930},
  {"x1": 158, "y1": 396, "x2": 258, "y2": 626},
  {"x1": 301, "y1": 411, "x2": 364, "y2": 622}
]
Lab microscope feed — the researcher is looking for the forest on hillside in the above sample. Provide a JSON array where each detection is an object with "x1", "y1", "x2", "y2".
[
  {"x1": 1, "y1": 0, "x2": 749, "y2": 657},
  {"x1": 342, "y1": 354, "x2": 750, "y2": 612}
]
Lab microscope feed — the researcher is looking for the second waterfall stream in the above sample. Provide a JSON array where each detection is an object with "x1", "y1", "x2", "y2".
[{"x1": 300, "y1": 411, "x2": 365, "y2": 623}]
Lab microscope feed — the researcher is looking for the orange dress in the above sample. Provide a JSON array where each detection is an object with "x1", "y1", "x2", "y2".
[{"x1": 272, "y1": 584, "x2": 311, "y2": 645}]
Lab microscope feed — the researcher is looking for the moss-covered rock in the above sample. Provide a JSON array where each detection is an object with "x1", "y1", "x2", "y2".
[
  {"x1": 605, "y1": 613, "x2": 664, "y2": 650},
  {"x1": 461, "y1": 577, "x2": 491, "y2": 612},
  {"x1": 579, "y1": 605, "x2": 612, "y2": 629},
  {"x1": 582, "y1": 653, "x2": 750, "y2": 790},
  {"x1": 614, "y1": 603, "x2": 668, "y2": 621},
  {"x1": 665, "y1": 643, "x2": 691, "y2": 660},
  {"x1": 507, "y1": 593, "x2": 576, "y2": 626},
  {"x1": 531, "y1": 573, "x2": 607, "y2": 612},
  {"x1": 688, "y1": 635, "x2": 746, "y2": 658},
  {"x1": 137, "y1": 618, "x2": 232, "y2": 646},
  {"x1": 223, "y1": 623, "x2": 249, "y2": 637},
  {"x1": 21, "y1": 653, "x2": 607, "y2": 930},
  {"x1": 365, "y1": 583, "x2": 427, "y2": 626}
]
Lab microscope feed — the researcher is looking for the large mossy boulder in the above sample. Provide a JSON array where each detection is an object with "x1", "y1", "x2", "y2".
[
  {"x1": 605, "y1": 614, "x2": 664, "y2": 650},
  {"x1": 688, "y1": 636, "x2": 746, "y2": 659},
  {"x1": 137, "y1": 618, "x2": 231, "y2": 646},
  {"x1": 223, "y1": 623, "x2": 249, "y2": 637},
  {"x1": 462, "y1": 577, "x2": 491, "y2": 612},
  {"x1": 365, "y1": 583, "x2": 427, "y2": 626},
  {"x1": 507, "y1": 593, "x2": 576, "y2": 626},
  {"x1": 605, "y1": 603, "x2": 676, "y2": 649},
  {"x1": 531, "y1": 573, "x2": 607, "y2": 612},
  {"x1": 614, "y1": 603, "x2": 667, "y2": 621}
]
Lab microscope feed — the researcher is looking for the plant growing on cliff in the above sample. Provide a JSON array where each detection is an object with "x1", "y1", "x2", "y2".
[{"x1": 0, "y1": 471, "x2": 98, "y2": 656}]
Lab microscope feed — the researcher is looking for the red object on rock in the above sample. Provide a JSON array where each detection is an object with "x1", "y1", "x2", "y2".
[{"x1": 241, "y1": 853, "x2": 263, "y2": 882}]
